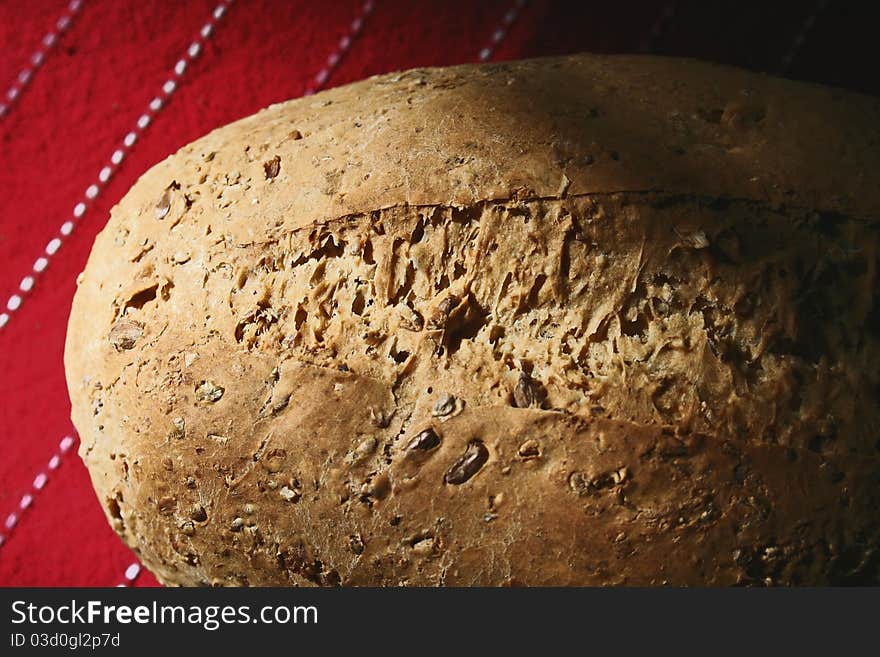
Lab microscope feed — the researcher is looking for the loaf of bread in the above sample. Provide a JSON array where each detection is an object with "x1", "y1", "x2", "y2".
[{"x1": 65, "y1": 54, "x2": 880, "y2": 586}]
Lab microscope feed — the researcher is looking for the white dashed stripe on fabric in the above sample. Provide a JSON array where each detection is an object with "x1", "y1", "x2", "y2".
[
  {"x1": 477, "y1": 0, "x2": 527, "y2": 62},
  {"x1": 302, "y1": 0, "x2": 377, "y2": 96},
  {"x1": 776, "y1": 0, "x2": 830, "y2": 74},
  {"x1": 0, "y1": 0, "x2": 85, "y2": 120},
  {"x1": 0, "y1": 1, "x2": 233, "y2": 335},
  {"x1": 0, "y1": 436, "x2": 77, "y2": 550}
]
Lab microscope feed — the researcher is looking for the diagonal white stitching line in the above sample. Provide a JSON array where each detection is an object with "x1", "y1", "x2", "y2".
[
  {"x1": 0, "y1": 425, "x2": 143, "y2": 587},
  {"x1": 776, "y1": 0, "x2": 831, "y2": 75},
  {"x1": 0, "y1": 435, "x2": 76, "y2": 550},
  {"x1": 303, "y1": 0, "x2": 377, "y2": 96},
  {"x1": 640, "y1": 1, "x2": 677, "y2": 54},
  {"x1": 478, "y1": 0, "x2": 527, "y2": 62},
  {"x1": 0, "y1": 0, "x2": 85, "y2": 121},
  {"x1": 0, "y1": 0, "x2": 232, "y2": 567},
  {"x1": 0, "y1": 1, "x2": 235, "y2": 334},
  {"x1": 0, "y1": 425, "x2": 147, "y2": 589}
]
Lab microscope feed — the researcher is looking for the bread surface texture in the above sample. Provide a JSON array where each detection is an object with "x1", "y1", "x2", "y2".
[{"x1": 65, "y1": 54, "x2": 880, "y2": 586}]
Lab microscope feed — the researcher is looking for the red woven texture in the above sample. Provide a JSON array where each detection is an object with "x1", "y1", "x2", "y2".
[{"x1": 0, "y1": 0, "x2": 874, "y2": 587}]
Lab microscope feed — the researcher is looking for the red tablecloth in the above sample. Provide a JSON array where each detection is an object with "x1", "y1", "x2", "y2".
[{"x1": 1, "y1": 0, "x2": 876, "y2": 587}]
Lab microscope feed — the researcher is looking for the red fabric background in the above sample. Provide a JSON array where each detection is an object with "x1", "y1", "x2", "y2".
[{"x1": 0, "y1": 0, "x2": 876, "y2": 587}]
